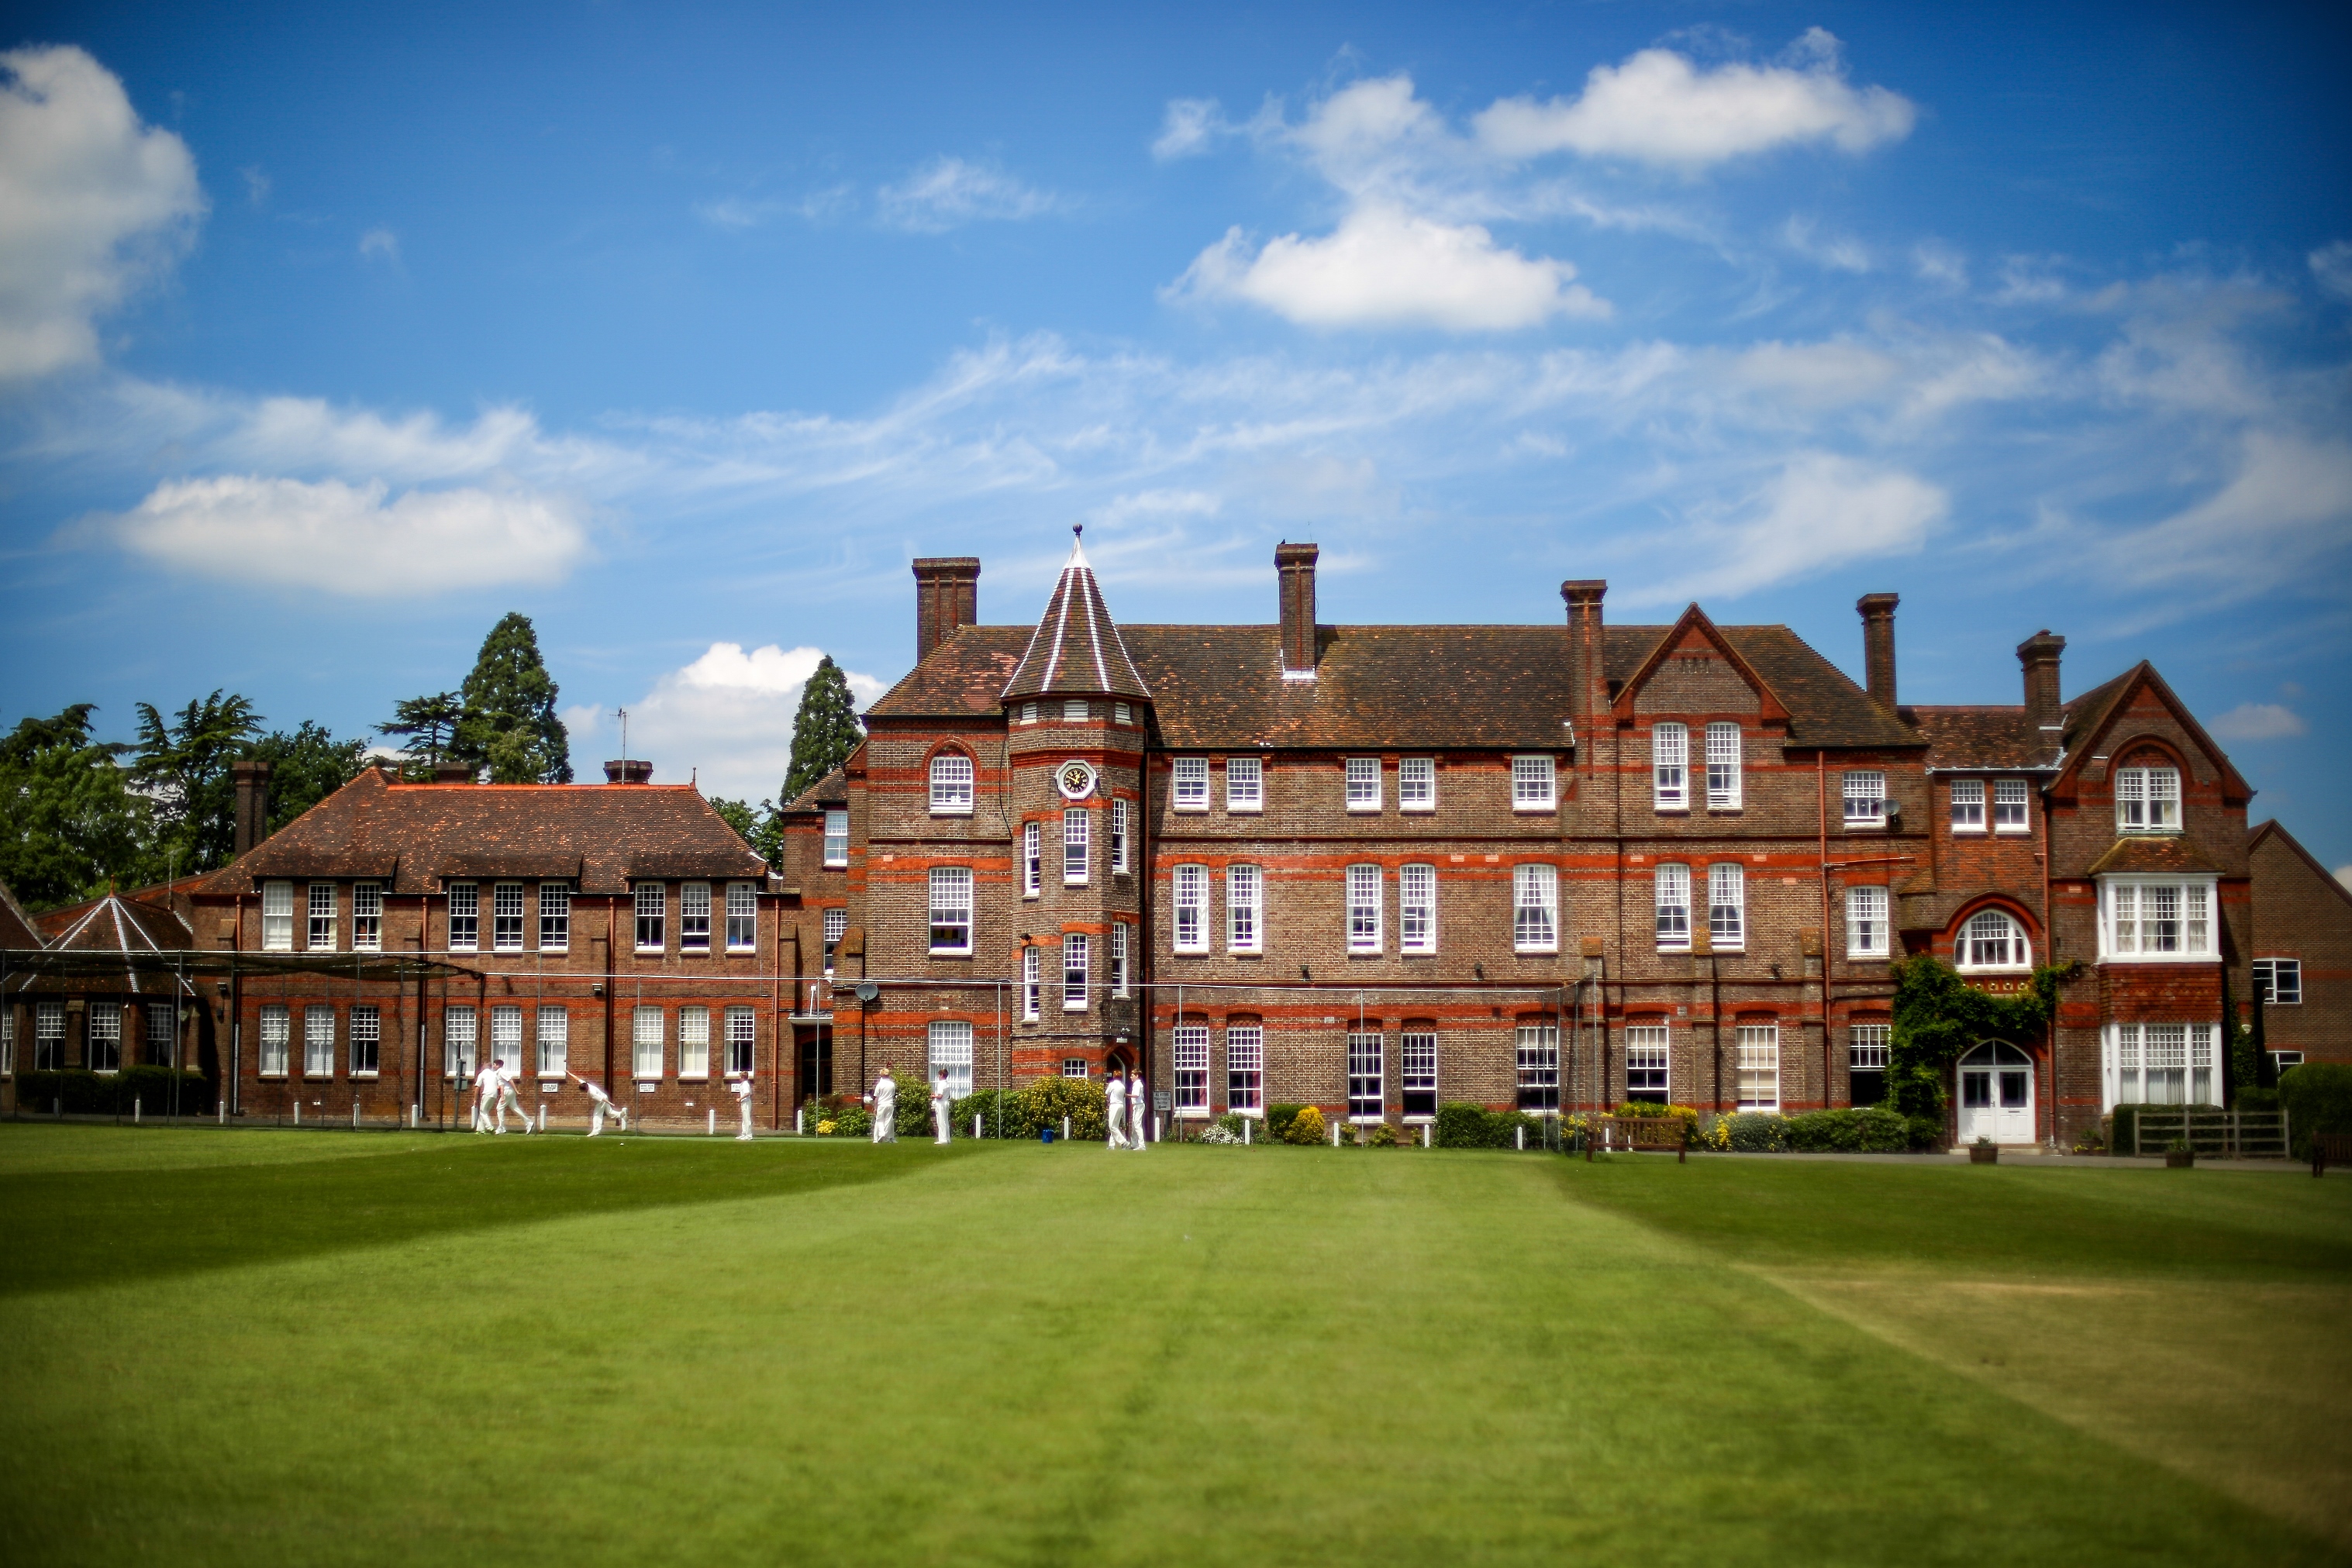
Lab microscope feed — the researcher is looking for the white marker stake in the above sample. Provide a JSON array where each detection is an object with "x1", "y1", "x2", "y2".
[
  {"x1": 1062, "y1": 1115, "x2": 1071, "y2": 1141},
  {"x1": 708, "y1": 1108, "x2": 716, "y2": 1136},
  {"x1": 133, "y1": 1099, "x2": 141, "y2": 1125},
  {"x1": 972, "y1": 1114, "x2": 981, "y2": 1139},
  {"x1": 293, "y1": 1101, "x2": 301, "y2": 1127},
  {"x1": 1423, "y1": 1124, "x2": 1431, "y2": 1149},
  {"x1": 1516, "y1": 1125, "x2": 1525, "y2": 1151},
  {"x1": 1243, "y1": 1118, "x2": 1251, "y2": 1146},
  {"x1": 351, "y1": 1100, "x2": 358, "y2": 1130},
  {"x1": 538, "y1": 1105, "x2": 547, "y2": 1132},
  {"x1": 1330, "y1": 1118, "x2": 1339, "y2": 1148}
]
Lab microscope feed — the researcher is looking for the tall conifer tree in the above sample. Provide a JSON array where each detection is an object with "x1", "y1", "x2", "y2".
[
  {"x1": 783, "y1": 656, "x2": 861, "y2": 803},
  {"x1": 454, "y1": 613, "x2": 572, "y2": 784}
]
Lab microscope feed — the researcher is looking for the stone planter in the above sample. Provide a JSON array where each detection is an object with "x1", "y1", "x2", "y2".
[
  {"x1": 1970, "y1": 1143, "x2": 1999, "y2": 1164},
  {"x1": 2166, "y1": 1149, "x2": 2195, "y2": 1169}
]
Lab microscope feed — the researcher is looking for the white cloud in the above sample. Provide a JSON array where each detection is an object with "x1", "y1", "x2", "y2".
[
  {"x1": 94, "y1": 474, "x2": 590, "y2": 596},
  {"x1": 1473, "y1": 29, "x2": 1915, "y2": 169},
  {"x1": 1913, "y1": 241, "x2": 1968, "y2": 288},
  {"x1": 1781, "y1": 215, "x2": 1871, "y2": 273},
  {"x1": 2309, "y1": 241, "x2": 2352, "y2": 302},
  {"x1": 1640, "y1": 453, "x2": 1945, "y2": 602},
  {"x1": 602, "y1": 643, "x2": 884, "y2": 803},
  {"x1": 0, "y1": 45, "x2": 204, "y2": 378},
  {"x1": 239, "y1": 165, "x2": 269, "y2": 206},
  {"x1": 1730, "y1": 340, "x2": 1901, "y2": 406},
  {"x1": 1152, "y1": 98, "x2": 1227, "y2": 161},
  {"x1": 1169, "y1": 203, "x2": 1607, "y2": 331},
  {"x1": 2207, "y1": 702, "x2": 2308, "y2": 742},
  {"x1": 694, "y1": 197, "x2": 784, "y2": 231},
  {"x1": 2107, "y1": 431, "x2": 2352, "y2": 597},
  {"x1": 357, "y1": 226, "x2": 398, "y2": 262},
  {"x1": 877, "y1": 157, "x2": 1060, "y2": 233}
]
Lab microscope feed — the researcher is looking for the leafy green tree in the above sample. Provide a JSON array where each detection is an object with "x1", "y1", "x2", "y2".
[
  {"x1": 131, "y1": 691, "x2": 264, "y2": 875},
  {"x1": 782, "y1": 655, "x2": 861, "y2": 803},
  {"x1": 0, "y1": 705, "x2": 152, "y2": 909},
  {"x1": 255, "y1": 721, "x2": 371, "y2": 832},
  {"x1": 453, "y1": 613, "x2": 571, "y2": 784},
  {"x1": 378, "y1": 691, "x2": 465, "y2": 777},
  {"x1": 709, "y1": 796, "x2": 783, "y2": 866}
]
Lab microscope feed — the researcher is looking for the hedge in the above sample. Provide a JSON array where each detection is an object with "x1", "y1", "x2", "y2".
[
  {"x1": 14, "y1": 1067, "x2": 212, "y2": 1115},
  {"x1": 1432, "y1": 1103, "x2": 1540, "y2": 1149},
  {"x1": 1782, "y1": 1106, "x2": 1911, "y2": 1153},
  {"x1": 2280, "y1": 1063, "x2": 2352, "y2": 1161}
]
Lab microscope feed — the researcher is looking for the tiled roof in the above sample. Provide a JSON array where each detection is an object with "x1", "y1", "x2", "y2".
[
  {"x1": 195, "y1": 768, "x2": 768, "y2": 896},
  {"x1": 0, "y1": 880, "x2": 45, "y2": 950},
  {"x1": 784, "y1": 765, "x2": 850, "y2": 814},
  {"x1": 30, "y1": 892, "x2": 195, "y2": 995},
  {"x1": 2085, "y1": 836, "x2": 2226, "y2": 877},
  {"x1": 1001, "y1": 537, "x2": 1153, "y2": 702},
  {"x1": 872, "y1": 620, "x2": 1919, "y2": 750},
  {"x1": 1910, "y1": 708, "x2": 2064, "y2": 770}
]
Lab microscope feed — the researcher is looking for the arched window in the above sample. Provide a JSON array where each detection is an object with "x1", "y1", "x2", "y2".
[
  {"x1": 1958, "y1": 908, "x2": 2030, "y2": 970},
  {"x1": 2116, "y1": 758, "x2": 2180, "y2": 833},
  {"x1": 929, "y1": 753, "x2": 974, "y2": 815}
]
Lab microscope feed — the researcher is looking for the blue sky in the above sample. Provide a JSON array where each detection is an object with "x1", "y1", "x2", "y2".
[{"x1": 4, "y1": 2, "x2": 2349, "y2": 871}]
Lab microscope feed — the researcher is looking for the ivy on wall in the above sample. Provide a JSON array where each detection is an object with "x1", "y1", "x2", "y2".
[{"x1": 1886, "y1": 955, "x2": 2081, "y2": 1119}]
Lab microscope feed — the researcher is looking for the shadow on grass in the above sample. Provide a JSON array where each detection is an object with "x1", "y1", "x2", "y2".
[
  {"x1": 0, "y1": 1134, "x2": 975, "y2": 1297},
  {"x1": 1557, "y1": 1156, "x2": 2352, "y2": 1280}
]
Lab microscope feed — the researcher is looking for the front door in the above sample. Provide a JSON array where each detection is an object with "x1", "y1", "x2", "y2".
[{"x1": 1957, "y1": 1041, "x2": 2034, "y2": 1142}]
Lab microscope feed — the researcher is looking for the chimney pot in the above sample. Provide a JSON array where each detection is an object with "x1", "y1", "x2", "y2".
[
  {"x1": 1276, "y1": 543, "x2": 1320, "y2": 675},
  {"x1": 1561, "y1": 579, "x2": 1608, "y2": 725},
  {"x1": 603, "y1": 759, "x2": 654, "y2": 784},
  {"x1": 911, "y1": 557, "x2": 981, "y2": 661},
  {"x1": 230, "y1": 760, "x2": 272, "y2": 860},
  {"x1": 2017, "y1": 629, "x2": 2066, "y2": 725},
  {"x1": 1857, "y1": 593, "x2": 1899, "y2": 709},
  {"x1": 433, "y1": 763, "x2": 476, "y2": 785}
]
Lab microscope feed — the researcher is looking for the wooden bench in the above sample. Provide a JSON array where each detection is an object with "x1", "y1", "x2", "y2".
[
  {"x1": 2312, "y1": 1132, "x2": 2352, "y2": 1177},
  {"x1": 1587, "y1": 1115, "x2": 1690, "y2": 1162}
]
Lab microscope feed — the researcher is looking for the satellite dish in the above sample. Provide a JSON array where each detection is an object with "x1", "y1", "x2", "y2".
[{"x1": 854, "y1": 982, "x2": 880, "y2": 1003}]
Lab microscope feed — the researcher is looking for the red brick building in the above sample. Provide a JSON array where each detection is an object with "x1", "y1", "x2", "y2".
[{"x1": 2247, "y1": 819, "x2": 2352, "y2": 1074}]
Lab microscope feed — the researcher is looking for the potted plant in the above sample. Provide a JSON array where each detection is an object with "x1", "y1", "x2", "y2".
[
  {"x1": 1970, "y1": 1135, "x2": 1999, "y2": 1165},
  {"x1": 2165, "y1": 1138, "x2": 2195, "y2": 1170}
]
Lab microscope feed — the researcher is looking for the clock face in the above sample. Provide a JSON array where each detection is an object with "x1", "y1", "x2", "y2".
[{"x1": 1056, "y1": 760, "x2": 1097, "y2": 800}]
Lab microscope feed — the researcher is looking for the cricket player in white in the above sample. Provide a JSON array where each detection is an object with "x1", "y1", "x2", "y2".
[
  {"x1": 1127, "y1": 1069, "x2": 1148, "y2": 1149},
  {"x1": 930, "y1": 1070, "x2": 954, "y2": 1145},
  {"x1": 1104, "y1": 1071, "x2": 1129, "y2": 1150},
  {"x1": 495, "y1": 1059, "x2": 532, "y2": 1135},
  {"x1": 729, "y1": 1074, "x2": 754, "y2": 1140},
  {"x1": 868, "y1": 1067, "x2": 897, "y2": 1143},
  {"x1": 471, "y1": 1058, "x2": 501, "y2": 1133},
  {"x1": 570, "y1": 1073, "x2": 626, "y2": 1136}
]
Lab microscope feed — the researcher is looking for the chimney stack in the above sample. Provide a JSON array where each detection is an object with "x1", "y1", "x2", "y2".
[
  {"x1": 433, "y1": 763, "x2": 476, "y2": 785},
  {"x1": 1857, "y1": 593, "x2": 1899, "y2": 709},
  {"x1": 1276, "y1": 542, "x2": 1319, "y2": 677},
  {"x1": 2018, "y1": 630, "x2": 2066, "y2": 725},
  {"x1": 604, "y1": 760, "x2": 654, "y2": 784},
  {"x1": 231, "y1": 760, "x2": 272, "y2": 860},
  {"x1": 1561, "y1": 580, "x2": 1608, "y2": 729},
  {"x1": 911, "y1": 557, "x2": 981, "y2": 661}
]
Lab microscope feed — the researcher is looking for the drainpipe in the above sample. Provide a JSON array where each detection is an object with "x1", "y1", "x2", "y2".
[{"x1": 1818, "y1": 752, "x2": 1832, "y2": 1108}]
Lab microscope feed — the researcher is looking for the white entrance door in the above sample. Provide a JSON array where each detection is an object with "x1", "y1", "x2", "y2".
[{"x1": 1957, "y1": 1041, "x2": 2035, "y2": 1142}]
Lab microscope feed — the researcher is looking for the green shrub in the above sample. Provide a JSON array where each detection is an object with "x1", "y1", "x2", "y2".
[
  {"x1": 1721, "y1": 1112, "x2": 1788, "y2": 1153},
  {"x1": 14, "y1": 1067, "x2": 210, "y2": 1115},
  {"x1": 832, "y1": 1106, "x2": 872, "y2": 1138},
  {"x1": 1783, "y1": 1106, "x2": 1909, "y2": 1153},
  {"x1": 2233, "y1": 1086, "x2": 2281, "y2": 1115},
  {"x1": 1367, "y1": 1123, "x2": 1398, "y2": 1147},
  {"x1": 893, "y1": 1079, "x2": 939, "y2": 1139},
  {"x1": 1284, "y1": 1105, "x2": 1327, "y2": 1145},
  {"x1": 2280, "y1": 1063, "x2": 2352, "y2": 1160},
  {"x1": 1431, "y1": 1103, "x2": 1538, "y2": 1149},
  {"x1": 1019, "y1": 1074, "x2": 1109, "y2": 1142},
  {"x1": 1265, "y1": 1104, "x2": 1305, "y2": 1142}
]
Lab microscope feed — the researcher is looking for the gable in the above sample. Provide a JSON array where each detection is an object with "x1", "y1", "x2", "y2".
[
  {"x1": 2054, "y1": 662, "x2": 2253, "y2": 802},
  {"x1": 1613, "y1": 605, "x2": 1788, "y2": 725}
]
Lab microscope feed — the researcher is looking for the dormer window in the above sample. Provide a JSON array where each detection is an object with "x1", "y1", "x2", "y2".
[
  {"x1": 2116, "y1": 763, "x2": 2180, "y2": 833},
  {"x1": 929, "y1": 753, "x2": 974, "y2": 815}
]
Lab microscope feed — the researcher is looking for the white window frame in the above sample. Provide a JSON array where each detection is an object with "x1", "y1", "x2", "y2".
[
  {"x1": 1064, "y1": 698, "x2": 1089, "y2": 723},
  {"x1": 1347, "y1": 863, "x2": 1382, "y2": 953},
  {"x1": 350, "y1": 1004, "x2": 381, "y2": 1077},
  {"x1": 2116, "y1": 764, "x2": 2181, "y2": 834},
  {"x1": 1400, "y1": 1030, "x2": 1437, "y2": 1118},
  {"x1": 929, "y1": 1020, "x2": 974, "y2": 1100},
  {"x1": 678, "y1": 1006, "x2": 709, "y2": 1080},
  {"x1": 1626, "y1": 1025, "x2": 1671, "y2": 1102},
  {"x1": 145, "y1": 1001, "x2": 175, "y2": 1069},
  {"x1": 1654, "y1": 864, "x2": 1691, "y2": 952},
  {"x1": 1226, "y1": 755, "x2": 1263, "y2": 813},
  {"x1": 928, "y1": 867, "x2": 974, "y2": 956},
  {"x1": 1061, "y1": 1058, "x2": 1089, "y2": 1079},
  {"x1": 35, "y1": 1000, "x2": 67, "y2": 1071},
  {"x1": 1346, "y1": 756, "x2": 1381, "y2": 813},
  {"x1": 258, "y1": 1003, "x2": 290, "y2": 1077},
  {"x1": 1950, "y1": 778, "x2": 1986, "y2": 833},
  {"x1": 725, "y1": 882, "x2": 757, "y2": 951},
  {"x1": 724, "y1": 1005, "x2": 755, "y2": 1077},
  {"x1": 304, "y1": 1004, "x2": 336, "y2": 1078},
  {"x1": 86, "y1": 1003, "x2": 121, "y2": 1073},
  {"x1": 1226, "y1": 863, "x2": 1261, "y2": 954},
  {"x1": 1347, "y1": 1031, "x2": 1385, "y2": 1121},
  {"x1": 2254, "y1": 958, "x2": 2302, "y2": 1006},
  {"x1": 1063, "y1": 808, "x2": 1090, "y2": 887},
  {"x1": 680, "y1": 882, "x2": 712, "y2": 953},
  {"x1": 490, "y1": 1003, "x2": 522, "y2": 1076},
  {"x1": 1994, "y1": 779, "x2": 2030, "y2": 834},
  {"x1": 929, "y1": 753, "x2": 974, "y2": 815},
  {"x1": 1512, "y1": 754, "x2": 1557, "y2": 812},
  {"x1": 2102, "y1": 1021, "x2": 2217, "y2": 1109},
  {"x1": 1113, "y1": 701, "x2": 1132, "y2": 725},
  {"x1": 1173, "y1": 864, "x2": 1209, "y2": 953},
  {"x1": 1843, "y1": 771, "x2": 1886, "y2": 827},
  {"x1": 536, "y1": 1005, "x2": 569, "y2": 1079},
  {"x1": 1516, "y1": 1024, "x2": 1560, "y2": 1112},
  {"x1": 540, "y1": 881, "x2": 571, "y2": 952},
  {"x1": 493, "y1": 881, "x2": 526, "y2": 953},
  {"x1": 352, "y1": 883, "x2": 382, "y2": 952},
  {"x1": 1736, "y1": 1024, "x2": 1779, "y2": 1112},
  {"x1": 445, "y1": 881, "x2": 476, "y2": 953},
  {"x1": 308, "y1": 883, "x2": 336, "y2": 952},
  {"x1": 263, "y1": 880, "x2": 295, "y2": 952},
  {"x1": 1513, "y1": 863, "x2": 1558, "y2": 954},
  {"x1": 1021, "y1": 946, "x2": 1040, "y2": 1022},
  {"x1": 1849, "y1": 1022, "x2": 1890, "y2": 1072},
  {"x1": 1652, "y1": 723, "x2": 1688, "y2": 813},
  {"x1": 2099, "y1": 877, "x2": 2216, "y2": 961},
  {"x1": 633, "y1": 884, "x2": 665, "y2": 953},
  {"x1": 443, "y1": 1005, "x2": 477, "y2": 1079},
  {"x1": 632, "y1": 1006, "x2": 664, "y2": 1080},
  {"x1": 1399, "y1": 863, "x2": 1436, "y2": 955},
  {"x1": 1705, "y1": 722, "x2": 1743, "y2": 810},
  {"x1": 1062, "y1": 934, "x2": 1088, "y2": 1012},
  {"x1": 823, "y1": 908, "x2": 845, "y2": 976},
  {"x1": 1708, "y1": 863, "x2": 1745, "y2": 952},
  {"x1": 1226, "y1": 1024, "x2": 1264, "y2": 1113},
  {"x1": 1173, "y1": 1025, "x2": 1209, "y2": 1116},
  {"x1": 1111, "y1": 798, "x2": 1130, "y2": 874},
  {"x1": 1957, "y1": 908, "x2": 2033, "y2": 971},
  {"x1": 1112, "y1": 922, "x2": 1130, "y2": 998},
  {"x1": 823, "y1": 809, "x2": 850, "y2": 867},
  {"x1": 1017, "y1": 701, "x2": 1037, "y2": 725},
  {"x1": 1172, "y1": 756, "x2": 1209, "y2": 812},
  {"x1": 1023, "y1": 822, "x2": 1041, "y2": 898},
  {"x1": 1398, "y1": 756, "x2": 1435, "y2": 813},
  {"x1": 1847, "y1": 885, "x2": 1889, "y2": 958}
]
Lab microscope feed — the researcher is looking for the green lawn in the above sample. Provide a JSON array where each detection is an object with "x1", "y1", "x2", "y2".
[{"x1": 3, "y1": 1128, "x2": 2347, "y2": 1566}]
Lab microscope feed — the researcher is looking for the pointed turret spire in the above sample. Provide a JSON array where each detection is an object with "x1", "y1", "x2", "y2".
[{"x1": 1002, "y1": 529, "x2": 1152, "y2": 702}]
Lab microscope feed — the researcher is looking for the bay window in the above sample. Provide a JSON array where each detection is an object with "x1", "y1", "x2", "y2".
[
  {"x1": 2100, "y1": 878, "x2": 2216, "y2": 960},
  {"x1": 2105, "y1": 1022, "x2": 2217, "y2": 1108}
]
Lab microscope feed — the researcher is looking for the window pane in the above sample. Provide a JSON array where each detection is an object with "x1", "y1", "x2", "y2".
[
  {"x1": 305, "y1": 1005, "x2": 335, "y2": 1077},
  {"x1": 1400, "y1": 1031, "x2": 1438, "y2": 1116},
  {"x1": 1347, "y1": 1032, "x2": 1384, "y2": 1118},
  {"x1": 1843, "y1": 772, "x2": 1886, "y2": 824},
  {"x1": 1847, "y1": 885, "x2": 1888, "y2": 956},
  {"x1": 540, "y1": 882, "x2": 571, "y2": 950},
  {"x1": 679, "y1": 1007, "x2": 709, "y2": 1078},
  {"x1": 1515, "y1": 1025, "x2": 1559, "y2": 1111},
  {"x1": 635, "y1": 884, "x2": 665, "y2": 950},
  {"x1": 1226, "y1": 863, "x2": 1260, "y2": 953},
  {"x1": 1063, "y1": 934, "x2": 1088, "y2": 1011},
  {"x1": 446, "y1": 882, "x2": 477, "y2": 951},
  {"x1": 443, "y1": 1006, "x2": 476, "y2": 1078},
  {"x1": 1654, "y1": 864, "x2": 1690, "y2": 949},
  {"x1": 1951, "y1": 778, "x2": 1985, "y2": 829},
  {"x1": 929, "y1": 867, "x2": 973, "y2": 953},
  {"x1": 1174, "y1": 864, "x2": 1208, "y2": 952},
  {"x1": 929, "y1": 1021, "x2": 974, "y2": 1099},
  {"x1": 1226, "y1": 755, "x2": 1262, "y2": 810},
  {"x1": 1514, "y1": 863, "x2": 1557, "y2": 952},
  {"x1": 1626, "y1": 1025, "x2": 1670, "y2": 1101},
  {"x1": 824, "y1": 809, "x2": 850, "y2": 866},
  {"x1": 1226, "y1": 1025, "x2": 1263, "y2": 1111},
  {"x1": 1400, "y1": 863, "x2": 1436, "y2": 953},
  {"x1": 929, "y1": 753, "x2": 974, "y2": 812},
  {"x1": 1398, "y1": 757, "x2": 1434, "y2": 809},
  {"x1": 537, "y1": 1006, "x2": 568, "y2": 1077},
  {"x1": 1513, "y1": 755, "x2": 1556, "y2": 809},
  {"x1": 350, "y1": 1005, "x2": 380, "y2": 1074},
  {"x1": 1652, "y1": 724, "x2": 1686, "y2": 811},
  {"x1": 1173, "y1": 756, "x2": 1209, "y2": 809},
  {"x1": 494, "y1": 881, "x2": 525, "y2": 951},
  {"x1": 1346, "y1": 757, "x2": 1380, "y2": 810},
  {"x1": 632, "y1": 1007, "x2": 664, "y2": 1079},
  {"x1": 1063, "y1": 808, "x2": 1089, "y2": 885},
  {"x1": 726, "y1": 882, "x2": 757, "y2": 949},
  {"x1": 681, "y1": 883, "x2": 711, "y2": 950},
  {"x1": 1705, "y1": 722, "x2": 1742, "y2": 808},
  {"x1": 1174, "y1": 1025, "x2": 1209, "y2": 1112},
  {"x1": 726, "y1": 1005, "x2": 755, "y2": 1077},
  {"x1": 1347, "y1": 863, "x2": 1381, "y2": 951},
  {"x1": 1736, "y1": 1025, "x2": 1778, "y2": 1111},
  {"x1": 1709, "y1": 863, "x2": 1744, "y2": 949}
]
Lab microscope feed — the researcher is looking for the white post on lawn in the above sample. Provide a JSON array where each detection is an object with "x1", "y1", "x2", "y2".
[
  {"x1": 795, "y1": 1106, "x2": 805, "y2": 1136},
  {"x1": 1516, "y1": 1124, "x2": 1525, "y2": 1151},
  {"x1": 1423, "y1": 1124, "x2": 1431, "y2": 1149},
  {"x1": 133, "y1": 1099, "x2": 141, "y2": 1125},
  {"x1": 351, "y1": 1099, "x2": 358, "y2": 1129},
  {"x1": 1244, "y1": 1118, "x2": 1250, "y2": 1145},
  {"x1": 538, "y1": 1105, "x2": 547, "y2": 1132},
  {"x1": 707, "y1": 1108, "x2": 716, "y2": 1136},
  {"x1": 972, "y1": 1113, "x2": 981, "y2": 1139},
  {"x1": 1331, "y1": 1118, "x2": 1339, "y2": 1147},
  {"x1": 217, "y1": 1101, "x2": 225, "y2": 1125},
  {"x1": 1062, "y1": 1115, "x2": 1071, "y2": 1141},
  {"x1": 293, "y1": 1100, "x2": 301, "y2": 1127}
]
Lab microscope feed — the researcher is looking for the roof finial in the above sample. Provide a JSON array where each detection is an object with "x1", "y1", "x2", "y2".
[{"x1": 1074, "y1": 522, "x2": 1083, "y2": 541}]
